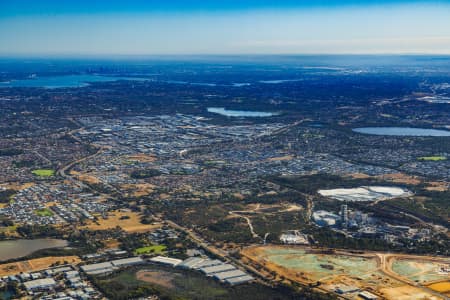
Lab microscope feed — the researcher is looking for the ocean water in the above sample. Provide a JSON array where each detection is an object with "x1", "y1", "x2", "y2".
[{"x1": 0, "y1": 74, "x2": 148, "y2": 88}]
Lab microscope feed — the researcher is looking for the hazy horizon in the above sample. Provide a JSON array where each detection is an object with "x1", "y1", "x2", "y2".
[{"x1": 1, "y1": 1, "x2": 450, "y2": 56}]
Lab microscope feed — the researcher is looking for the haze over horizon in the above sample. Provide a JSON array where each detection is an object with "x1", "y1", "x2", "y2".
[{"x1": 1, "y1": 0, "x2": 450, "y2": 56}]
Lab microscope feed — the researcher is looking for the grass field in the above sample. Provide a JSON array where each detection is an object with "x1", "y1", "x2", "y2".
[
  {"x1": 32, "y1": 169, "x2": 55, "y2": 177},
  {"x1": 134, "y1": 245, "x2": 166, "y2": 255},
  {"x1": 418, "y1": 156, "x2": 447, "y2": 161},
  {"x1": 34, "y1": 208, "x2": 54, "y2": 217}
]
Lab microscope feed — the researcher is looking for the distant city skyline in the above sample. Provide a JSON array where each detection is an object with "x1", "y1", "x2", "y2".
[{"x1": 1, "y1": 0, "x2": 450, "y2": 56}]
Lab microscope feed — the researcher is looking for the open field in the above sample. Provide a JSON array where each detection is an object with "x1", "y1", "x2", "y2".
[
  {"x1": 136, "y1": 269, "x2": 176, "y2": 289},
  {"x1": 102, "y1": 239, "x2": 120, "y2": 249},
  {"x1": 32, "y1": 169, "x2": 55, "y2": 177},
  {"x1": 0, "y1": 225, "x2": 19, "y2": 237},
  {"x1": 380, "y1": 285, "x2": 443, "y2": 300},
  {"x1": 0, "y1": 256, "x2": 81, "y2": 276},
  {"x1": 0, "y1": 182, "x2": 35, "y2": 191},
  {"x1": 70, "y1": 170, "x2": 101, "y2": 184},
  {"x1": 80, "y1": 210, "x2": 160, "y2": 233},
  {"x1": 375, "y1": 173, "x2": 422, "y2": 185},
  {"x1": 125, "y1": 154, "x2": 157, "y2": 163},
  {"x1": 120, "y1": 183, "x2": 156, "y2": 197},
  {"x1": 242, "y1": 245, "x2": 448, "y2": 300},
  {"x1": 267, "y1": 155, "x2": 294, "y2": 161},
  {"x1": 425, "y1": 181, "x2": 449, "y2": 192}
]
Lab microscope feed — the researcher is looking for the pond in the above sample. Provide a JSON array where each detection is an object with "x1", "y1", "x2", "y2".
[
  {"x1": 352, "y1": 127, "x2": 450, "y2": 137},
  {"x1": 207, "y1": 107, "x2": 276, "y2": 117},
  {"x1": 0, "y1": 239, "x2": 68, "y2": 261}
]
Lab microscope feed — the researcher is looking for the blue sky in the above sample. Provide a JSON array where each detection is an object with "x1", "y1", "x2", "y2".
[{"x1": 1, "y1": 1, "x2": 450, "y2": 55}]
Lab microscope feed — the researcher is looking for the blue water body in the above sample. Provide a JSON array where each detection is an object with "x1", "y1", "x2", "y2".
[
  {"x1": 164, "y1": 80, "x2": 218, "y2": 86},
  {"x1": 259, "y1": 79, "x2": 303, "y2": 84},
  {"x1": 0, "y1": 239, "x2": 68, "y2": 261},
  {"x1": 232, "y1": 82, "x2": 251, "y2": 87},
  {"x1": 0, "y1": 75, "x2": 148, "y2": 88},
  {"x1": 207, "y1": 107, "x2": 276, "y2": 117},
  {"x1": 353, "y1": 127, "x2": 450, "y2": 137},
  {"x1": 165, "y1": 80, "x2": 250, "y2": 87}
]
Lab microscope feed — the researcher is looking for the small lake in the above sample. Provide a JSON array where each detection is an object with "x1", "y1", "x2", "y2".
[
  {"x1": 0, "y1": 239, "x2": 68, "y2": 261},
  {"x1": 0, "y1": 75, "x2": 148, "y2": 88},
  {"x1": 207, "y1": 107, "x2": 276, "y2": 117},
  {"x1": 353, "y1": 127, "x2": 450, "y2": 137},
  {"x1": 259, "y1": 79, "x2": 302, "y2": 84}
]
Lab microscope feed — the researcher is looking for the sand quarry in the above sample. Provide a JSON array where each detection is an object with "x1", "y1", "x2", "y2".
[{"x1": 242, "y1": 245, "x2": 449, "y2": 299}]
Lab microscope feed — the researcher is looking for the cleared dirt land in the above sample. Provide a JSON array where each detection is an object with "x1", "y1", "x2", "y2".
[
  {"x1": 0, "y1": 256, "x2": 81, "y2": 276},
  {"x1": 136, "y1": 269, "x2": 177, "y2": 289},
  {"x1": 242, "y1": 245, "x2": 448, "y2": 300},
  {"x1": 80, "y1": 210, "x2": 160, "y2": 233},
  {"x1": 70, "y1": 170, "x2": 101, "y2": 184}
]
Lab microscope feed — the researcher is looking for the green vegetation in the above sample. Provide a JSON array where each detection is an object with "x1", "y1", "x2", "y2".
[
  {"x1": 91, "y1": 265, "x2": 329, "y2": 300},
  {"x1": 0, "y1": 189, "x2": 15, "y2": 203},
  {"x1": 134, "y1": 245, "x2": 167, "y2": 255},
  {"x1": 34, "y1": 208, "x2": 54, "y2": 217},
  {"x1": 92, "y1": 270, "x2": 158, "y2": 300},
  {"x1": 130, "y1": 169, "x2": 162, "y2": 179},
  {"x1": 384, "y1": 190, "x2": 450, "y2": 227},
  {"x1": 417, "y1": 156, "x2": 447, "y2": 161},
  {"x1": 32, "y1": 169, "x2": 55, "y2": 177},
  {"x1": 0, "y1": 148, "x2": 23, "y2": 156},
  {"x1": 13, "y1": 159, "x2": 35, "y2": 168}
]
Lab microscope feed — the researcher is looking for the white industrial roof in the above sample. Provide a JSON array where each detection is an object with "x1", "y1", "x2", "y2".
[
  {"x1": 111, "y1": 257, "x2": 144, "y2": 266},
  {"x1": 225, "y1": 275, "x2": 254, "y2": 285},
  {"x1": 81, "y1": 262, "x2": 113, "y2": 272},
  {"x1": 213, "y1": 269, "x2": 247, "y2": 281},
  {"x1": 23, "y1": 278, "x2": 56, "y2": 290},
  {"x1": 200, "y1": 264, "x2": 236, "y2": 275},
  {"x1": 149, "y1": 256, "x2": 183, "y2": 266}
]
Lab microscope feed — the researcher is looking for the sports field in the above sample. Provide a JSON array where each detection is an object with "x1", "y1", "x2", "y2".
[
  {"x1": 134, "y1": 245, "x2": 166, "y2": 255},
  {"x1": 34, "y1": 208, "x2": 54, "y2": 217},
  {"x1": 418, "y1": 156, "x2": 447, "y2": 161},
  {"x1": 32, "y1": 169, "x2": 55, "y2": 177}
]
